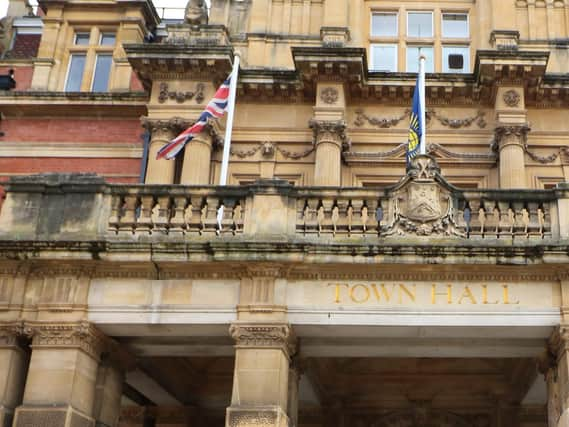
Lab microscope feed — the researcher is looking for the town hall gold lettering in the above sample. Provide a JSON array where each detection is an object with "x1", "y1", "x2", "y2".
[{"x1": 329, "y1": 283, "x2": 520, "y2": 306}]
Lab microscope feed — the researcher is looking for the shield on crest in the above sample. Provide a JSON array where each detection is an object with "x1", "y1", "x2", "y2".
[{"x1": 406, "y1": 183, "x2": 442, "y2": 222}]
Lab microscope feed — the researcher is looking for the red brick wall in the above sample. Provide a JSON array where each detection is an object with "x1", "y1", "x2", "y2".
[
  {"x1": 0, "y1": 65, "x2": 34, "y2": 90},
  {"x1": 1, "y1": 118, "x2": 143, "y2": 143}
]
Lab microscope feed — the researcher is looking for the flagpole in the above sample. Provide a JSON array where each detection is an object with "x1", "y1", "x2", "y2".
[
  {"x1": 217, "y1": 52, "x2": 240, "y2": 230},
  {"x1": 419, "y1": 54, "x2": 427, "y2": 155}
]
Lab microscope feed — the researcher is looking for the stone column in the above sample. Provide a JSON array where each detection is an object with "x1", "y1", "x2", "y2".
[
  {"x1": 495, "y1": 124, "x2": 530, "y2": 189},
  {"x1": 309, "y1": 120, "x2": 347, "y2": 187},
  {"x1": 0, "y1": 322, "x2": 28, "y2": 427},
  {"x1": 180, "y1": 130, "x2": 214, "y2": 185},
  {"x1": 287, "y1": 358, "x2": 301, "y2": 427},
  {"x1": 92, "y1": 345, "x2": 131, "y2": 427},
  {"x1": 14, "y1": 322, "x2": 108, "y2": 427},
  {"x1": 142, "y1": 118, "x2": 179, "y2": 184},
  {"x1": 226, "y1": 323, "x2": 296, "y2": 427}
]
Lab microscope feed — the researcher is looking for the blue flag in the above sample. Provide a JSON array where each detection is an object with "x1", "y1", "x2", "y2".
[{"x1": 407, "y1": 76, "x2": 423, "y2": 164}]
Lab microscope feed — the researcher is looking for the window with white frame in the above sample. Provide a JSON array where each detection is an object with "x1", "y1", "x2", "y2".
[
  {"x1": 441, "y1": 13, "x2": 470, "y2": 73},
  {"x1": 371, "y1": 12, "x2": 398, "y2": 37},
  {"x1": 65, "y1": 29, "x2": 116, "y2": 92},
  {"x1": 370, "y1": 44, "x2": 398, "y2": 72},
  {"x1": 407, "y1": 12, "x2": 433, "y2": 38},
  {"x1": 406, "y1": 46, "x2": 434, "y2": 73},
  {"x1": 442, "y1": 45, "x2": 470, "y2": 73},
  {"x1": 442, "y1": 13, "x2": 469, "y2": 38}
]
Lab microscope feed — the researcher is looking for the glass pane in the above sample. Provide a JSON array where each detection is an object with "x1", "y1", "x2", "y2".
[
  {"x1": 442, "y1": 46, "x2": 470, "y2": 73},
  {"x1": 406, "y1": 46, "x2": 434, "y2": 72},
  {"x1": 371, "y1": 13, "x2": 397, "y2": 37},
  {"x1": 442, "y1": 14, "x2": 469, "y2": 38},
  {"x1": 65, "y1": 54, "x2": 86, "y2": 91},
  {"x1": 408, "y1": 12, "x2": 433, "y2": 37},
  {"x1": 100, "y1": 33, "x2": 116, "y2": 46},
  {"x1": 75, "y1": 33, "x2": 90, "y2": 45},
  {"x1": 92, "y1": 55, "x2": 112, "y2": 92},
  {"x1": 371, "y1": 44, "x2": 397, "y2": 72}
]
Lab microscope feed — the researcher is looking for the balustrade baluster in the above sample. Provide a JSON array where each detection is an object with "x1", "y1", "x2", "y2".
[
  {"x1": 169, "y1": 195, "x2": 188, "y2": 235},
  {"x1": 137, "y1": 195, "x2": 155, "y2": 235},
  {"x1": 119, "y1": 194, "x2": 138, "y2": 234}
]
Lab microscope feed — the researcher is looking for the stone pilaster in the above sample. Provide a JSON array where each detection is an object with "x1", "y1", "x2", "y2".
[
  {"x1": 14, "y1": 322, "x2": 108, "y2": 427},
  {"x1": 226, "y1": 323, "x2": 296, "y2": 427},
  {"x1": 494, "y1": 124, "x2": 530, "y2": 189},
  {"x1": 180, "y1": 124, "x2": 220, "y2": 185},
  {"x1": 309, "y1": 120, "x2": 348, "y2": 187},
  {"x1": 287, "y1": 358, "x2": 301, "y2": 427},
  {"x1": 238, "y1": 265, "x2": 287, "y2": 322},
  {"x1": 142, "y1": 117, "x2": 189, "y2": 184},
  {"x1": 0, "y1": 322, "x2": 28, "y2": 427}
]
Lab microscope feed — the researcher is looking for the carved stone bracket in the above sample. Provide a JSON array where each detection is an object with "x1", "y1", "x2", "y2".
[
  {"x1": 309, "y1": 119, "x2": 350, "y2": 151},
  {"x1": 158, "y1": 82, "x2": 205, "y2": 104},
  {"x1": 229, "y1": 323, "x2": 296, "y2": 357},
  {"x1": 231, "y1": 141, "x2": 314, "y2": 160},
  {"x1": 353, "y1": 109, "x2": 409, "y2": 128},
  {"x1": 430, "y1": 110, "x2": 487, "y2": 129},
  {"x1": 23, "y1": 321, "x2": 109, "y2": 361}
]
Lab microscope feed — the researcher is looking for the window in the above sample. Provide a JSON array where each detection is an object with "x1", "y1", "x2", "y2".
[
  {"x1": 100, "y1": 33, "x2": 116, "y2": 46},
  {"x1": 406, "y1": 46, "x2": 434, "y2": 73},
  {"x1": 371, "y1": 13, "x2": 397, "y2": 37},
  {"x1": 442, "y1": 13, "x2": 469, "y2": 38},
  {"x1": 407, "y1": 12, "x2": 433, "y2": 38},
  {"x1": 442, "y1": 46, "x2": 470, "y2": 73},
  {"x1": 92, "y1": 55, "x2": 113, "y2": 91},
  {"x1": 371, "y1": 44, "x2": 397, "y2": 72},
  {"x1": 74, "y1": 33, "x2": 90, "y2": 45},
  {"x1": 65, "y1": 54, "x2": 86, "y2": 91}
]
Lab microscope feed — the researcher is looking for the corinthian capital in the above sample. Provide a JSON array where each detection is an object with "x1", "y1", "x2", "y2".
[
  {"x1": 141, "y1": 116, "x2": 192, "y2": 136},
  {"x1": 0, "y1": 321, "x2": 25, "y2": 347},
  {"x1": 494, "y1": 124, "x2": 530, "y2": 150},
  {"x1": 24, "y1": 321, "x2": 108, "y2": 361},
  {"x1": 309, "y1": 119, "x2": 350, "y2": 150},
  {"x1": 229, "y1": 323, "x2": 296, "y2": 357}
]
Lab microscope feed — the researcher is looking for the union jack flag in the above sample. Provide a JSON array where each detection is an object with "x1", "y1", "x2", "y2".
[{"x1": 156, "y1": 74, "x2": 232, "y2": 160}]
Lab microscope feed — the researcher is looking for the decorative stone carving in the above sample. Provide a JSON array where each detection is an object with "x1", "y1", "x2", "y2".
[
  {"x1": 229, "y1": 323, "x2": 295, "y2": 356},
  {"x1": 502, "y1": 89, "x2": 521, "y2": 107},
  {"x1": 430, "y1": 110, "x2": 487, "y2": 129},
  {"x1": 158, "y1": 82, "x2": 205, "y2": 104},
  {"x1": 320, "y1": 87, "x2": 339, "y2": 104},
  {"x1": 494, "y1": 124, "x2": 530, "y2": 149},
  {"x1": 353, "y1": 109, "x2": 409, "y2": 128},
  {"x1": 23, "y1": 321, "x2": 108, "y2": 361},
  {"x1": 0, "y1": 321, "x2": 24, "y2": 346},
  {"x1": 184, "y1": 0, "x2": 208, "y2": 25},
  {"x1": 382, "y1": 155, "x2": 465, "y2": 237},
  {"x1": 228, "y1": 411, "x2": 278, "y2": 427},
  {"x1": 231, "y1": 142, "x2": 314, "y2": 160},
  {"x1": 309, "y1": 119, "x2": 350, "y2": 151},
  {"x1": 15, "y1": 410, "x2": 68, "y2": 427},
  {"x1": 320, "y1": 27, "x2": 350, "y2": 48},
  {"x1": 141, "y1": 117, "x2": 191, "y2": 136}
]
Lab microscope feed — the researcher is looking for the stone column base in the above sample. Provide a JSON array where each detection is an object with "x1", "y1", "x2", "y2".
[
  {"x1": 14, "y1": 406, "x2": 95, "y2": 427},
  {"x1": 226, "y1": 406, "x2": 289, "y2": 427}
]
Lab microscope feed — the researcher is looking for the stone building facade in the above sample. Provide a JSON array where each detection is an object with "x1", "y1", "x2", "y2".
[{"x1": 0, "y1": 0, "x2": 569, "y2": 426}]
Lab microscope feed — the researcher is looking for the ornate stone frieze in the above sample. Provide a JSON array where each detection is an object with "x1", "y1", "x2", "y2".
[
  {"x1": 158, "y1": 82, "x2": 205, "y2": 104},
  {"x1": 229, "y1": 323, "x2": 295, "y2": 356},
  {"x1": 353, "y1": 109, "x2": 409, "y2": 128},
  {"x1": 227, "y1": 410, "x2": 278, "y2": 427},
  {"x1": 430, "y1": 110, "x2": 487, "y2": 129},
  {"x1": 320, "y1": 87, "x2": 339, "y2": 104},
  {"x1": 24, "y1": 321, "x2": 108, "y2": 361},
  {"x1": 231, "y1": 142, "x2": 314, "y2": 160},
  {"x1": 503, "y1": 89, "x2": 521, "y2": 107},
  {"x1": 309, "y1": 119, "x2": 349, "y2": 151}
]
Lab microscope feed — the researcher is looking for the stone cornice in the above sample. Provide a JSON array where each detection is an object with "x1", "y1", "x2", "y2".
[{"x1": 229, "y1": 323, "x2": 296, "y2": 357}]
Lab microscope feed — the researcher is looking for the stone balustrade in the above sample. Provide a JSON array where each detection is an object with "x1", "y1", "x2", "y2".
[{"x1": 0, "y1": 157, "x2": 567, "y2": 248}]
